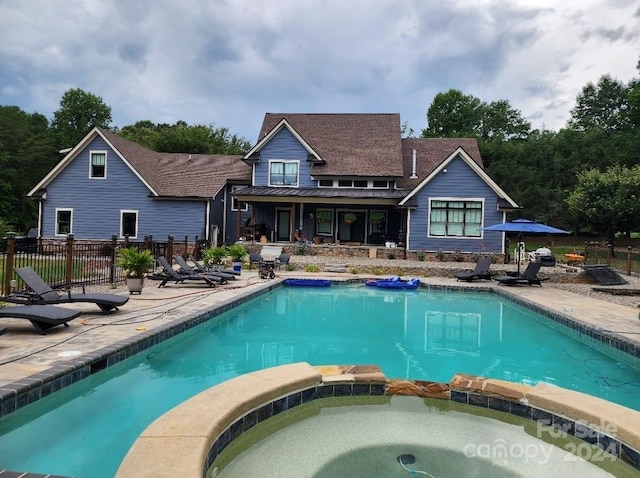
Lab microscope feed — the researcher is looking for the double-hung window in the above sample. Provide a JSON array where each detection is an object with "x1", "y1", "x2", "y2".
[
  {"x1": 269, "y1": 161, "x2": 298, "y2": 187},
  {"x1": 429, "y1": 199, "x2": 482, "y2": 237},
  {"x1": 121, "y1": 210, "x2": 138, "y2": 238},
  {"x1": 55, "y1": 208, "x2": 73, "y2": 235},
  {"x1": 90, "y1": 151, "x2": 107, "y2": 178}
]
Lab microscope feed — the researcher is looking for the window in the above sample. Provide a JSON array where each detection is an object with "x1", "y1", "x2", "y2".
[
  {"x1": 372, "y1": 180, "x2": 389, "y2": 189},
  {"x1": 55, "y1": 209, "x2": 72, "y2": 235},
  {"x1": 318, "y1": 179, "x2": 333, "y2": 187},
  {"x1": 269, "y1": 161, "x2": 298, "y2": 186},
  {"x1": 231, "y1": 185, "x2": 249, "y2": 211},
  {"x1": 337, "y1": 180, "x2": 352, "y2": 187},
  {"x1": 429, "y1": 200, "x2": 482, "y2": 237},
  {"x1": 121, "y1": 210, "x2": 138, "y2": 238},
  {"x1": 316, "y1": 209, "x2": 333, "y2": 235},
  {"x1": 90, "y1": 151, "x2": 107, "y2": 178}
]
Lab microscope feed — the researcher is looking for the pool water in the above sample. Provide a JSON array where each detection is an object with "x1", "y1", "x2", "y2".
[
  {"x1": 214, "y1": 395, "x2": 632, "y2": 477},
  {"x1": 1, "y1": 286, "x2": 639, "y2": 477}
]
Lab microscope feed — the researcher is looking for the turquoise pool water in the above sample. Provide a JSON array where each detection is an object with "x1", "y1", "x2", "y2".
[{"x1": 1, "y1": 285, "x2": 639, "y2": 477}]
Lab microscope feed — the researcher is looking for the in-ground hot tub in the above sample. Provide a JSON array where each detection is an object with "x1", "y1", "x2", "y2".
[{"x1": 212, "y1": 395, "x2": 625, "y2": 478}]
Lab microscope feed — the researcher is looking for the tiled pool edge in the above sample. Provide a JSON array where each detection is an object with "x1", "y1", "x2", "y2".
[{"x1": 116, "y1": 363, "x2": 640, "y2": 477}]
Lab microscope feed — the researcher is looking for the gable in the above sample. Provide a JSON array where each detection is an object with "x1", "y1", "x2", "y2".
[
  {"x1": 398, "y1": 145, "x2": 518, "y2": 208},
  {"x1": 246, "y1": 113, "x2": 404, "y2": 177}
]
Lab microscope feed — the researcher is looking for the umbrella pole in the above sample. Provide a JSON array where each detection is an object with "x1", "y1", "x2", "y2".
[{"x1": 517, "y1": 233, "x2": 522, "y2": 275}]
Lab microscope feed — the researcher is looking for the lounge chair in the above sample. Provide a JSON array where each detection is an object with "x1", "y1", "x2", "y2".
[
  {"x1": 454, "y1": 257, "x2": 494, "y2": 281},
  {"x1": 495, "y1": 262, "x2": 548, "y2": 286},
  {"x1": 188, "y1": 255, "x2": 240, "y2": 276},
  {"x1": 0, "y1": 304, "x2": 81, "y2": 334},
  {"x1": 151, "y1": 257, "x2": 220, "y2": 288},
  {"x1": 9, "y1": 267, "x2": 129, "y2": 314},
  {"x1": 0, "y1": 326, "x2": 6, "y2": 336},
  {"x1": 174, "y1": 256, "x2": 235, "y2": 281}
]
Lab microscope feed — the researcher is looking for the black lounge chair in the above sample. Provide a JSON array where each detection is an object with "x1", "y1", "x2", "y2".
[
  {"x1": 495, "y1": 262, "x2": 548, "y2": 286},
  {"x1": 9, "y1": 267, "x2": 129, "y2": 314},
  {"x1": 175, "y1": 256, "x2": 235, "y2": 281},
  {"x1": 151, "y1": 257, "x2": 220, "y2": 288},
  {"x1": 454, "y1": 256, "x2": 494, "y2": 281},
  {"x1": 0, "y1": 304, "x2": 80, "y2": 334},
  {"x1": 0, "y1": 326, "x2": 6, "y2": 336},
  {"x1": 188, "y1": 255, "x2": 240, "y2": 276}
]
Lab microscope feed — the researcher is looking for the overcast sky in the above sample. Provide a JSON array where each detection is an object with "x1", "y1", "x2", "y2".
[{"x1": 1, "y1": 0, "x2": 639, "y2": 142}]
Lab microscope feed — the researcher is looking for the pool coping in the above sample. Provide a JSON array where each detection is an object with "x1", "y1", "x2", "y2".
[{"x1": 116, "y1": 362, "x2": 640, "y2": 477}]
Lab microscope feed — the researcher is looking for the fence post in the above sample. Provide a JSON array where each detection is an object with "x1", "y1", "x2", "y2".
[
  {"x1": 65, "y1": 234, "x2": 74, "y2": 289},
  {"x1": 124, "y1": 235, "x2": 130, "y2": 248},
  {"x1": 3, "y1": 232, "x2": 16, "y2": 295},
  {"x1": 110, "y1": 234, "x2": 118, "y2": 284},
  {"x1": 627, "y1": 246, "x2": 632, "y2": 275},
  {"x1": 183, "y1": 235, "x2": 188, "y2": 259},
  {"x1": 167, "y1": 235, "x2": 174, "y2": 262}
]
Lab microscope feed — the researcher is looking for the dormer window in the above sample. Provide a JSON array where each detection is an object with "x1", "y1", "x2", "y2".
[
  {"x1": 90, "y1": 151, "x2": 107, "y2": 178},
  {"x1": 269, "y1": 160, "x2": 298, "y2": 187}
]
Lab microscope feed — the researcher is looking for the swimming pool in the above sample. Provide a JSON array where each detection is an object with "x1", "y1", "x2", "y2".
[{"x1": 1, "y1": 284, "x2": 639, "y2": 477}]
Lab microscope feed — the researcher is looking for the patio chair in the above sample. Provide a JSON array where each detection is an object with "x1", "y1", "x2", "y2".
[
  {"x1": 454, "y1": 257, "x2": 494, "y2": 281},
  {"x1": 249, "y1": 252, "x2": 263, "y2": 266},
  {"x1": 174, "y1": 256, "x2": 236, "y2": 281},
  {"x1": 9, "y1": 267, "x2": 129, "y2": 314},
  {"x1": 495, "y1": 262, "x2": 548, "y2": 286},
  {"x1": 0, "y1": 303, "x2": 81, "y2": 335},
  {"x1": 276, "y1": 253, "x2": 290, "y2": 271},
  {"x1": 151, "y1": 257, "x2": 220, "y2": 288}
]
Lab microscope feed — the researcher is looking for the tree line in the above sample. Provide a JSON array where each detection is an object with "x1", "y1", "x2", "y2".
[{"x1": 1, "y1": 58, "x2": 639, "y2": 243}]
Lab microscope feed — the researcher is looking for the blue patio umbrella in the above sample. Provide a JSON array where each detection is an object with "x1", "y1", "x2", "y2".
[{"x1": 483, "y1": 218, "x2": 571, "y2": 274}]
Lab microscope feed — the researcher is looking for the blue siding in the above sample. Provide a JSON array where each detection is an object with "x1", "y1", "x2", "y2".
[
  {"x1": 254, "y1": 129, "x2": 315, "y2": 188},
  {"x1": 41, "y1": 137, "x2": 208, "y2": 240},
  {"x1": 407, "y1": 155, "x2": 504, "y2": 255}
]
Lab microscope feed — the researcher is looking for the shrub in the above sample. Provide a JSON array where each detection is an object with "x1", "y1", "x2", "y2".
[
  {"x1": 350, "y1": 267, "x2": 359, "y2": 274},
  {"x1": 295, "y1": 242, "x2": 308, "y2": 255},
  {"x1": 373, "y1": 267, "x2": 383, "y2": 275},
  {"x1": 435, "y1": 248, "x2": 446, "y2": 261},
  {"x1": 203, "y1": 246, "x2": 228, "y2": 266},
  {"x1": 305, "y1": 264, "x2": 319, "y2": 273}
]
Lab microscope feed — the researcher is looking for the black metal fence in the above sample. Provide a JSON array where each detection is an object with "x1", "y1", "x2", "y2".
[{"x1": 1, "y1": 233, "x2": 208, "y2": 296}]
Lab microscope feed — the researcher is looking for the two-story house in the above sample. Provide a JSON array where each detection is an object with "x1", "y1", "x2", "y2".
[
  {"x1": 233, "y1": 113, "x2": 518, "y2": 253},
  {"x1": 27, "y1": 113, "x2": 518, "y2": 255}
]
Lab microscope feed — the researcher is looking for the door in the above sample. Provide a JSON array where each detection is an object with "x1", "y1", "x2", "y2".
[{"x1": 276, "y1": 209, "x2": 291, "y2": 241}]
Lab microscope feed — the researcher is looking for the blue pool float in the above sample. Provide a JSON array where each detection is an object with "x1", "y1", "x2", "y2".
[
  {"x1": 284, "y1": 278, "x2": 332, "y2": 287},
  {"x1": 366, "y1": 277, "x2": 420, "y2": 289}
]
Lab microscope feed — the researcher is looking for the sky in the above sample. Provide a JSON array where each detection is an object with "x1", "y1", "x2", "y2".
[{"x1": 1, "y1": 0, "x2": 639, "y2": 143}]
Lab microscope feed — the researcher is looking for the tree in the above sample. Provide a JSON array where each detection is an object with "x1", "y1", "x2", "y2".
[
  {"x1": 567, "y1": 74, "x2": 631, "y2": 133},
  {"x1": 119, "y1": 121, "x2": 251, "y2": 154},
  {"x1": 421, "y1": 89, "x2": 483, "y2": 138},
  {"x1": 51, "y1": 88, "x2": 112, "y2": 149},
  {"x1": 565, "y1": 166, "x2": 640, "y2": 244},
  {"x1": 422, "y1": 90, "x2": 531, "y2": 142}
]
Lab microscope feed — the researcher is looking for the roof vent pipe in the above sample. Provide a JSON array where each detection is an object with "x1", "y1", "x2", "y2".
[{"x1": 410, "y1": 149, "x2": 418, "y2": 179}]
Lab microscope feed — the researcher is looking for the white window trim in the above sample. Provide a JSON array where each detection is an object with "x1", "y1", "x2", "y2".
[
  {"x1": 231, "y1": 185, "x2": 249, "y2": 211},
  {"x1": 427, "y1": 197, "x2": 485, "y2": 239},
  {"x1": 89, "y1": 150, "x2": 108, "y2": 179},
  {"x1": 120, "y1": 210, "x2": 139, "y2": 239},
  {"x1": 55, "y1": 208, "x2": 73, "y2": 236},
  {"x1": 268, "y1": 159, "x2": 299, "y2": 187},
  {"x1": 317, "y1": 179, "x2": 390, "y2": 189}
]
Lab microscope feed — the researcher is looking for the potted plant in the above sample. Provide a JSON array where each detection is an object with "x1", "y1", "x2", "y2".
[
  {"x1": 370, "y1": 212, "x2": 385, "y2": 225},
  {"x1": 202, "y1": 246, "x2": 228, "y2": 269},
  {"x1": 316, "y1": 211, "x2": 331, "y2": 223},
  {"x1": 343, "y1": 212, "x2": 357, "y2": 224},
  {"x1": 228, "y1": 244, "x2": 248, "y2": 272},
  {"x1": 118, "y1": 247, "x2": 155, "y2": 294}
]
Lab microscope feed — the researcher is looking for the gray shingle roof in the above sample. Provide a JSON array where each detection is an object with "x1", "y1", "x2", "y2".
[
  {"x1": 258, "y1": 113, "x2": 404, "y2": 177},
  {"x1": 396, "y1": 138, "x2": 483, "y2": 190},
  {"x1": 235, "y1": 186, "x2": 407, "y2": 200},
  {"x1": 100, "y1": 128, "x2": 250, "y2": 198}
]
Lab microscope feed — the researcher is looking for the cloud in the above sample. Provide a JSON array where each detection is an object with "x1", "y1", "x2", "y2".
[{"x1": 0, "y1": 0, "x2": 638, "y2": 140}]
